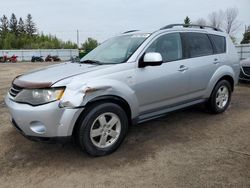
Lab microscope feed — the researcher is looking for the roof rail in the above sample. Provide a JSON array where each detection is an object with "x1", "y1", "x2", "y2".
[
  {"x1": 122, "y1": 30, "x2": 139, "y2": 34},
  {"x1": 160, "y1": 24, "x2": 223, "y2": 32}
]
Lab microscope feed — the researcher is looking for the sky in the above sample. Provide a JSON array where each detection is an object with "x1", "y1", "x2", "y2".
[{"x1": 1, "y1": 0, "x2": 250, "y2": 44}]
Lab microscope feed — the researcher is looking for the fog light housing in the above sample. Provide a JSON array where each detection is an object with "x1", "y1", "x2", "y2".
[{"x1": 30, "y1": 121, "x2": 46, "y2": 134}]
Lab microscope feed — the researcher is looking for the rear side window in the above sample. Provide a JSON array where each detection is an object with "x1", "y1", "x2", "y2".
[
  {"x1": 181, "y1": 32, "x2": 213, "y2": 58},
  {"x1": 209, "y1": 34, "x2": 226, "y2": 54}
]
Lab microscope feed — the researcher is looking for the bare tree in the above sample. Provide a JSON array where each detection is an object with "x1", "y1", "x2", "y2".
[
  {"x1": 194, "y1": 18, "x2": 207, "y2": 26},
  {"x1": 224, "y1": 7, "x2": 241, "y2": 35},
  {"x1": 208, "y1": 10, "x2": 224, "y2": 28}
]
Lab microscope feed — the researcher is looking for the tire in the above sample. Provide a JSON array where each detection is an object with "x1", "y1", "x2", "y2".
[
  {"x1": 77, "y1": 103, "x2": 128, "y2": 156},
  {"x1": 207, "y1": 80, "x2": 232, "y2": 114}
]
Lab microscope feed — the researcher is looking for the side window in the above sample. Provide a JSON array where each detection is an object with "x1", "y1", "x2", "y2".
[
  {"x1": 209, "y1": 34, "x2": 226, "y2": 54},
  {"x1": 182, "y1": 32, "x2": 213, "y2": 58},
  {"x1": 146, "y1": 33, "x2": 182, "y2": 62}
]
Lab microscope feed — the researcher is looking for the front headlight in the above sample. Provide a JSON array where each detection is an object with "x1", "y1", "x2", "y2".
[{"x1": 14, "y1": 88, "x2": 65, "y2": 106}]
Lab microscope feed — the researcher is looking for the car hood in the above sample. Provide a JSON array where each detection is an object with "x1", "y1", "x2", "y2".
[
  {"x1": 240, "y1": 58, "x2": 250, "y2": 67},
  {"x1": 14, "y1": 62, "x2": 113, "y2": 88}
]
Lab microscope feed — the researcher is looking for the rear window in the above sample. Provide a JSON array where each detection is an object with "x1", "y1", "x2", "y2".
[
  {"x1": 181, "y1": 32, "x2": 213, "y2": 58},
  {"x1": 209, "y1": 34, "x2": 226, "y2": 54}
]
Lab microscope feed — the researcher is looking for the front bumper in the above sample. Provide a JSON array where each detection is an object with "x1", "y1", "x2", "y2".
[
  {"x1": 10, "y1": 118, "x2": 71, "y2": 143},
  {"x1": 239, "y1": 67, "x2": 250, "y2": 81},
  {"x1": 4, "y1": 95, "x2": 83, "y2": 138}
]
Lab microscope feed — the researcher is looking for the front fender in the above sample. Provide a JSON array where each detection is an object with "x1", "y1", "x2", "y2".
[
  {"x1": 60, "y1": 78, "x2": 139, "y2": 119},
  {"x1": 204, "y1": 65, "x2": 236, "y2": 98}
]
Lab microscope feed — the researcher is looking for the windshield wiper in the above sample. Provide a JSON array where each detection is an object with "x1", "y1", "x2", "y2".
[{"x1": 80, "y1": 59, "x2": 103, "y2": 65}]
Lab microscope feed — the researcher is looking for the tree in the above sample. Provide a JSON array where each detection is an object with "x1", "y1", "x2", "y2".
[
  {"x1": 241, "y1": 25, "x2": 250, "y2": 44},
  {"x1": 25, "y1": 14, "x2": 36, "y2": 36},
  {"x1": 0, "y1": 15, "x2": 9, "y2": 36},
  {"x1": 194, "y1": 18, "x2": 207, "y2": 26},
  {"x1": 184, "y1": 16, "x2": 191, "y2": 27},
  {"x1": 9, "y1": 13, "x2": 18, "y2": 35},
  {"x1": 81, "y1": 38, "x2": 98, "y2": 53},
  {"x1": 230, "y1": 36, "x2": 237, "y2": 44},
  {"x1": 208, "y1": 10, "x2": 224, "y2": 28},
  {"x1": 17, "y1": 17, "x2": 25, "y2": 35},
  {"x1": 224, "y1": 7, "x2": 241, "y2": 35},
  {"x1": 0, "y1": 13, "x2": 77, "y2": 49}
]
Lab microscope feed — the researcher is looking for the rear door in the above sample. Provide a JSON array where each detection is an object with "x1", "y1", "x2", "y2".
[
  {"x1": 209, "y1": 34, "x2": 227, "y2": 65},
  {"x1": 180, "y1": 32, "x2": 219, "y2": 99}
]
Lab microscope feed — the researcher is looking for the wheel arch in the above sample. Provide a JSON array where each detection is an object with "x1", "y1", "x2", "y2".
[
  {"x1": 205, "y1": 65, "x2": 236, "y2": 98},
  {"x1": 72, "y1": 95, "x2": 132, "y2": 138},
  {"x1": 217, "y1": 75, "x2": 234, "y2": 91},
  {"x1": 86, "y1": 95, "x2": 132, "y2": 122}
]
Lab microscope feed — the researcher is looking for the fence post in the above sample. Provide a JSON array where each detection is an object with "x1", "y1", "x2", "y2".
[
  {"x1": 240, "y1": 45, "x2": 243, "y2": 60},
  {"x1": 21, "y1": 50, "x2": 24, "y2": 61}
]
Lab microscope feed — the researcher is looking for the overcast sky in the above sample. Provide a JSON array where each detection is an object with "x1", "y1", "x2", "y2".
[{"x1": 1, "y1": 0, "x2": 250, "y2": 44}]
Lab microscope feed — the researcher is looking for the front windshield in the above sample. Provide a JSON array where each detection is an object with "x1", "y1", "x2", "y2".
[{"x1": 80, "y1": 34, "x2": 150, "y2": 64}]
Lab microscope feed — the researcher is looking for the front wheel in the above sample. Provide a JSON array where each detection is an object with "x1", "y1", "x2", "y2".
[
  {"x1": 77, "y1": 103, "x2": 128, "y2": 156},
  {"x1": 207, "y1": 80, "x2": 232, "y2": 114}
]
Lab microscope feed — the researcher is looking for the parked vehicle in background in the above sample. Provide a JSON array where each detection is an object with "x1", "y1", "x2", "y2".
[
  {"x1": 239, "y1": 58, "x2": 250, "y2": 81},
  {"x1": 0, "y1": 55, "x2": 18, "y2": 63},
  {"x1": 45, "y1": 55, "x2": 61, "y2": 62},
  {"x1": 10, "y1": 55, "x2": 18, "y2": 63},
  {"x1": 31, "y1": 56, "x2": 44, "y2": 62},
  {"x1": 5, "y1": 24, "x2": 240, "y2": 156},
  {"x1": 0, "y1": 56, "x2": 5, "y2": 63},
  {"x1": 70, "y1": 56, "x2": 80, "y2": 63}
]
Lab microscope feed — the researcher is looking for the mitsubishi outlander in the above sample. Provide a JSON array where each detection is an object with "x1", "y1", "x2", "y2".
[{"x1": 5, "y1": 24, "x2": 240, "y2": 156}]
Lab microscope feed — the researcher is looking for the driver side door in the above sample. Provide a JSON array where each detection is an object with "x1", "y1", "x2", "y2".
[{"x1": 134, "y1": 32, "x2": 190, "y2": 116}]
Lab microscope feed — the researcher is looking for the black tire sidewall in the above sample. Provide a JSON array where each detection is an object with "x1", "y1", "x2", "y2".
[
  {"x1": 209, "y1": 80, "x2": 232, "y2": 114},
  {"x1": 78, "y1": 103, "x2": 128, "y2": 156}
]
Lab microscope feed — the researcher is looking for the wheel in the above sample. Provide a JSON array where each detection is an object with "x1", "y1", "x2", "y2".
[
  {"x1": 77, "y1": 103, "x2": 128, "y2": 156},
  {"x1": 207, "y1": 80, "x2": 232, "y2": 114}
]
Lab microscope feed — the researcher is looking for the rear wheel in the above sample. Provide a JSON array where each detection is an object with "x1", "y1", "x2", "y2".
[
  {"x1": 77, "y1": 103, "x2": 128, "y2": 156},
  {"x1": 207, "y1": 80, "x2": 232, "y2": 114}
]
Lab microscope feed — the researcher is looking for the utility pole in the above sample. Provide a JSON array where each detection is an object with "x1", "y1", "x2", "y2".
[{"x1": 77, "y1": 29, "x2": 79, "y2": 48}]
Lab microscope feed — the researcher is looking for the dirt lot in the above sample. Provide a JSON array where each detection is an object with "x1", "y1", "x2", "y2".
[{"x1": 0, "y1": 62, "x2": 249, "y2": 188}]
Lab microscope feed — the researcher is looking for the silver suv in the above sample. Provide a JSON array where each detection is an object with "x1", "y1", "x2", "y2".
[{"x1": 5, "y1": 24, "x2": 240, "y2": 156}]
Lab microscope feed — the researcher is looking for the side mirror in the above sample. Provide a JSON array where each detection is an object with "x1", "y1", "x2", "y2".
[{"x1": 139, "y1": 52, "x2": 163, "y2": 68}]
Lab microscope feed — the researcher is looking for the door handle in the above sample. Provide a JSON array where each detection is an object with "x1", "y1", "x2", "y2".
[
  {"x1": 178, "y1": 65, "x2": 188, "y2": 72},
  {"x1": 213, "y1": 58, "x2": 220, "y2": 65}
]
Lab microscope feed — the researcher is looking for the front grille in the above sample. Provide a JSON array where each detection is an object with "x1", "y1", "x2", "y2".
[
  {"x1": 9, "y1": 84, "x2": 23, "y2": 98},
  {"x1": 242, "y1": 67, "x2": 250, "y2": 76}
]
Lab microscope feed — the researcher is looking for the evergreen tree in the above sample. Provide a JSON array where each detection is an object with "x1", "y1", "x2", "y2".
[
  {"x1": 9, "y1": 13, "x2": 18, "y2": 35},
  {"x1": 0, "y1": 13, "x2": 78, "y2": 49},
  {"x1": 17, "y1": 17, "x2": 25, "y2": 35},
  {"x1": 0, "y1": 15, "x2": 9, "y2": 36},
  {"x1": 241, "y1": 26, "x2": 250, "y2": 44},
  {"x1": 184, "y1": 16, "x2": 191, "y2": 27},
  {"x1": 25, "y1": 14, "x2": 36, "y2": 36},
  {"x1": 81, "y1": 38, "x2": 98, "y2": 53}
]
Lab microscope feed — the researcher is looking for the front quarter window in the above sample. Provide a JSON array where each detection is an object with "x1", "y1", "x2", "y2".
[{"x1": 80, "y1": 34, "x2": 149, "y2": 64}]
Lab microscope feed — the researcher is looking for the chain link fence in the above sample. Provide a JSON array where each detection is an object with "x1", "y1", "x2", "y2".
[
  {"x1": 235, "y1": 44, "x2": 250, "y2": 60},
  {"x1": 0, "y1": 45, "x2": 249, "y2": 62},
  {"x1": 0, "y1": 49, "x2": 79, "y2": 62}
]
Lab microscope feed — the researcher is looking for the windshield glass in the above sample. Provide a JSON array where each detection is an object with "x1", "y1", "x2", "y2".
[{"x1": 80, "y1": 34, "x2": 150, "y2": 64}]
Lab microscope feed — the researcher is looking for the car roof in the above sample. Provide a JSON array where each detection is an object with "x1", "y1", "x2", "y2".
[{"x1": 120, "y1": 24, "x2": 227, "y2": 37}]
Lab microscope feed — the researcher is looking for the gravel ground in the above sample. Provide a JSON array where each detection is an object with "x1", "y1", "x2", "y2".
[{"x1": 0, "y1": 62, "x2": 249, "y2": 188}]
